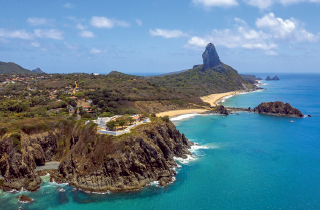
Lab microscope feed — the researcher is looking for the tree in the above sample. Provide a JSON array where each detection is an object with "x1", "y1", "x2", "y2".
[
  {"x1": 128, "y1": 117, "x2": 134, "y2": 125},
  {"x1": 106, "y1": 121, "x2": 117, "y2": 131},
  {"x1": 75, "y1": 91, "x2": 84, "y2": 99},
  {"x1": 118, "y1": 118, "x2": 127, "y2": 129}
]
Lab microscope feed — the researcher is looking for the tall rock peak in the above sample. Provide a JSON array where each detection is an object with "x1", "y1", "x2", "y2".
[{"x1": 202, "y1": 42, "x2": 222, "y2": 70}]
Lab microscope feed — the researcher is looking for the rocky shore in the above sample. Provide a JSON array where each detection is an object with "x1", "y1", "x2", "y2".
[
  {"x1": 0, "y1": 120, "x2": 193, "y2": 193},
  {"x1": 51, "y1": 121, "x2": 193, "y2": 192}
]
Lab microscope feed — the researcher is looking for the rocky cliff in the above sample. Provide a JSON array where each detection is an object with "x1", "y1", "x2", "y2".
[
  {"x1": 202, "y1": 43, "x2": 223, "y2": 71},
  {"x1": 51, "y1": 121, "x2": 193, "y2": 192},
  {"x1": 0, "y1": 120, "x2": 193, "y2": 193},
  {"x1": 0, "y1": 132, "x2": 57, "y2": 191},
  {"x1": 253, "y1": 101, "x2": 303, "y2": 117}
]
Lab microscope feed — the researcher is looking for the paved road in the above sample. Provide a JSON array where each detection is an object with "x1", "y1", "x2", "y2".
[{"x1": 35, "y1": 162, "x2": 60, "y2": 171}]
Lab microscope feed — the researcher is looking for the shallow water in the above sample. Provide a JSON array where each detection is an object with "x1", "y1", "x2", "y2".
[{"x1": 1, "y1": 73, "x2": 320, "y2": 210}]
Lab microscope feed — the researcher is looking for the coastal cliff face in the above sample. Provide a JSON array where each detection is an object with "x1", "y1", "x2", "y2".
[
  {"x1": 0, "y1": 132, "x2": 57, "y2": 191},
  {"x1": 202, "y1": 43, "x2": 223, "y2": 70},
  {"x1": 52, "y1": 121, "x2": 193, "y2": 192},
  {"x1": 253, "y1": 101, "x2": 303, "y2": 117}
]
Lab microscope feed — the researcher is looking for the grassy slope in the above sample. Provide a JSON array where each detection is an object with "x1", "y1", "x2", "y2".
[
  {"x1": 0, "y1": 62, "x2": 35, "y2": 74},
  {"x1": 147, "y1": 64, "x2": 254, "y2": 97}
]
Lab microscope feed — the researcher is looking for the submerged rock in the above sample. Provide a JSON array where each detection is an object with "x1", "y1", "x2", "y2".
[{"x1": 253, "y1": 101, "x2": 303, "y2": 118}]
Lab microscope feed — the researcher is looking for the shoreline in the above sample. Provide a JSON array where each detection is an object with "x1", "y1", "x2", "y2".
[
  {"x1": 157, "y1": 88, "x2": 264, "y2": 120},
  {"x1": 157, "y1": 109, "x2": 208, "y2": 119},
  {"x1": 200, "y1": 91, "x2": 241, "y2": 107}
]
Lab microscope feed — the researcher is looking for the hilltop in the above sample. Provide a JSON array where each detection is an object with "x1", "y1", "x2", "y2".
[
  {"x1": 0, "y1": 62, "x2": 35, "y2": 74},
  {"x1": 147, "y1": 43, "x2": 256, "y2": 97},
  {"x1": 32, "y1": 68, "x2": 45, "y2": 74}
]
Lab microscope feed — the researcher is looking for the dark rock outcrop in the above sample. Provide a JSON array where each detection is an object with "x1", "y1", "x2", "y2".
[
  {"x1": 51, "y1": 121, "x2": 193, "y2": 192},
  {"x1": 202, "y1": 43, "x2": 223, "y2": 70},
  {"x1": 207, "y1": 105, "x2": 229, "y2": 115},
  {"x1": 266, "y1": 76, "x2": 280, "y2": 81},
  {"x1": 253, "y1": 101, "x2": 303, "y2": 118},
  {"x1": 18, "y1": 194, "x2": 33, "y2": 203},
  {"x1": 32, "y1": 68, "x2": 45, "y2": 74}
]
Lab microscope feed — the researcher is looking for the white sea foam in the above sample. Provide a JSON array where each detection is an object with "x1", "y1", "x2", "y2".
[
  {"x1": 171, "y1": 114, "x2": 201, "y2": 121},
  {"x1": 50, "y1": 178, "x2": 69, "y2": 186}
]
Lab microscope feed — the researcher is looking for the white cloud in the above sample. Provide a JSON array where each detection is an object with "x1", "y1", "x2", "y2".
[
  {"x1": 136, "y1": 19, "x2": 142, "y2": 26},
  {"x1": 27, "y1": 17, "x2": 54, "y2": 26},
  {"x1": 243, "y1": 0, "x2": 320, "y2": 9},
  {"x1": 79, "y1": 30, "x2": 95, "y2": 38},
  {"x1": 76, "y1": 23, "x2": 86, "y2": 30},
  {"x1": 243, "y1": 0, "x2": 274, "y2": 9},
  {"x1": 193, "y1": 0, "x2": 238, "y2": 7},
  {"x1": 63, "y1": 3, "x2": 74, "y2": 8},
  {"x1": 185, "y1": 18, "x2": 276, "y2": 50},
  {"x1": 90, "y1": 16, "x2": 130, "y2": 28},
  {"x1": 256, "y1": 13, "x2": 318, "y2": 42},
  {"x1": 64, "y1": 42, "x2": 79, "y2": 50},
  {"x1": 0, "y1": 28, "x2": 33, "y2": 39},
  {"x1": 90, "y1": 48, "x2": 102, "y2": 53},
  {"x1": 265, "y1": 50, "x2": 278, "y2": 55},
  {"x1": 150, "y1": 29, "x2": 188, "y2": 38},
  {"x1": 31, "y1": 42, "x2": 41, "y2": 47},
  {"x1": 34, "y1": 29, "x2": 64, "y2": 40}
]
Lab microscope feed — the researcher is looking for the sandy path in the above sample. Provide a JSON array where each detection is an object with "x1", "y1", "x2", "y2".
[
  {"x1": 35, "y1": 162, "x2": 60, "y2": 171},
  {"x1": 200, "y1": 91, "x2": 239, "y2": 107},
  {"x1": 157, "y1": 109, "x2": 208, "y2": 118}
]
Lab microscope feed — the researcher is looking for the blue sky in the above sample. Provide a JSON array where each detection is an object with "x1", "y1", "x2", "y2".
[{"x1": 0, "y1": 0, "x2": 320, "y2": 74}]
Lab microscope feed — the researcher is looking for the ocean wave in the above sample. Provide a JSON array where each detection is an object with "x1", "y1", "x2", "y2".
[{"x1": 171, "y1": 114, "x2": 201, "y2": 121}]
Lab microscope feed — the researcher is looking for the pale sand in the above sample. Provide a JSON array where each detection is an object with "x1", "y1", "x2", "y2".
[
  {"x1": 157, "y1": 91, "x2": 242, "y2": 118},
  {"x1": 200, "y1": 91, "x2": 240, "y2": 107},
  {"x1": 157, "y1": 109, "x2": 208, "y2": 118}
]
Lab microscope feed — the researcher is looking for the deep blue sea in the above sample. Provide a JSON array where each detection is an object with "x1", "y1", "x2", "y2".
[{"x1": 1, "y1": 73, "x2": 320, "y2": 210}]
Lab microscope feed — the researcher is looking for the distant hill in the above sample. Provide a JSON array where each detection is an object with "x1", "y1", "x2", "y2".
[
  {"x1": 147, "y1": 64, "x2": 254, "y2": 97},
  {"x1": 0, "y1": 62, "x2": 34, "y2": 74},
  {"x1": 146, "y1": 43, "x2": 256, "y2": 97},
  {"x1": 32, "y1": 68, "x2": 45, "y2": 74}
]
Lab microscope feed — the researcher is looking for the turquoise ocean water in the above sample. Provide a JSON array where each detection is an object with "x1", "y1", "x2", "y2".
[{"x1": 1, "y1": 73, "x2": 320, "y2": 210}]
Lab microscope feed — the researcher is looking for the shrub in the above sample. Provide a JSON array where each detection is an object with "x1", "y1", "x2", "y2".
[
  {"x1": 99, "y1": 112, "x2": 114, "y2": 118},
  {"x1": 161, "y1": 115, "x2": 170, "y2": 122},
  {"x1": 81, "y1": 113, "x2": 93, "y2": 119},
  {"x1": 123, "y1": 145, "x2": 131, "y2": 152},
  {"x1": 151, "y1": 113, "x2": 156, "y2": 117}
]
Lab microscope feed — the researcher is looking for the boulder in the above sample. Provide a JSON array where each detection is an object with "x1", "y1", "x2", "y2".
[{"x1": 18, "y1": 195, "x2": 33, "y2": 203}]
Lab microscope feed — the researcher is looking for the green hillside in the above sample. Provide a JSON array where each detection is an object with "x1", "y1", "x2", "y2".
[
  {"x1": 147, "y1": 64, "x2": 254, "y2": 97},
  {"x1": 0, "y1": 62, "x2": 34, "y2": 74}
]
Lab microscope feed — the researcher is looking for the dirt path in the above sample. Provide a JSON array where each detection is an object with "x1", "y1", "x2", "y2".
[{"x1": 73, "y1": 80, "x2": 78, "y2": 95}]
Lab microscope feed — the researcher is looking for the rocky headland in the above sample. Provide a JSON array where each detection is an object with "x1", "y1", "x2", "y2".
[
  {"x1": 51, "y1": 120, "x2": 193, "y2": 192},
  {"x1": 0, "y1": 119, "x2": 194, "y2": 193}
]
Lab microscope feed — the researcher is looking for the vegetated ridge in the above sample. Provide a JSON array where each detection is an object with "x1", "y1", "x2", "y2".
[{"x1": 0, "y1": 61, "x2": 35, "y2": 74}]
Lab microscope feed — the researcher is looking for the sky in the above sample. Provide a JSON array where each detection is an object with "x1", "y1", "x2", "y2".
[{"x1": 0, "y1": 0, "x2": 320, "y2": 74}]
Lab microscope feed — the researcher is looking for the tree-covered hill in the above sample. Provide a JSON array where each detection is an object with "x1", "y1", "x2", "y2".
[
  {"x1": 147, "y1": 64, "x2": 255, "y2": 97},
  {"x1": 0, "y1": 62, "x2": 35, "y2": 74}
]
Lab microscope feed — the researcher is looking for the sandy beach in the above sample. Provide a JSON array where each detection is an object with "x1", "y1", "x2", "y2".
[
  {"x1": 157, "y1": 91, "x2": 242, "y2": 118},
  {"x1": 200, "y1": 91, "x2": 240, "y2": 107},
  {"x1": 157, "y1": 109, "x2": 208, "y2": 118}
]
